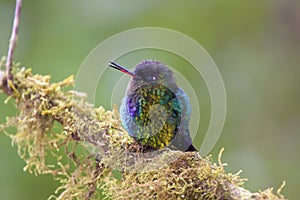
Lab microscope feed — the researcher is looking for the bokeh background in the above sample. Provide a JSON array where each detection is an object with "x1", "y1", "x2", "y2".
[{"x1": 0, "y1": 1, "x2": 299, "y2": 199}]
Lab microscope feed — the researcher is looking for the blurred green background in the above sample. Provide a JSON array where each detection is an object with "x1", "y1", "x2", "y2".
[{"x1": 1, "y1": 0, "x2": 299, "y2": 199}]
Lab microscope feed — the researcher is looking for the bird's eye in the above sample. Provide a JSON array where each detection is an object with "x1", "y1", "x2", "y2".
[{"x1": 146, "y1": 76, "x2": 157, "y2": 82}]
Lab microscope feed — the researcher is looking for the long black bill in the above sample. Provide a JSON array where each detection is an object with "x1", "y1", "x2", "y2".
[{"x1": 109, "y1": 61, "x2": 136, "y2": 77}]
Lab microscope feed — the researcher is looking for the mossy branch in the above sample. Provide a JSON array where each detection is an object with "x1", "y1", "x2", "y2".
[{"x1": 0, "y1": 60, "x2": 286, "y2": 200}]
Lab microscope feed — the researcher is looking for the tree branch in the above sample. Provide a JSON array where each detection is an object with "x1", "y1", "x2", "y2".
[
  {"x1": 0, "y1": 66, "x2": 287, "y2": 200},
  {"x1": 5, "y1": 0, "x2": 22, "y2": 79}
]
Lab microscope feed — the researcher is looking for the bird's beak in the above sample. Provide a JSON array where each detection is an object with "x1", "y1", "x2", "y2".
[{"x1": 109, "y1": 61, "x2": 136, "y2": 78}]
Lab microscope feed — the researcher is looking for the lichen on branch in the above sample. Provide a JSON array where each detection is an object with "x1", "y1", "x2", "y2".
[{"x1": 0, "y1": 60, "x2": 286, "y2": 199}]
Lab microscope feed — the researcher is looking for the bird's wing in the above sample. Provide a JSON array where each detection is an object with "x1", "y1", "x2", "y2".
[
  {"x1": 175, "y1": 88, "x2": 191, "y2": 129},
  {"x1": 169, "y1": 88, "x2": 194, "y2": 151},
  {"x1": 120, "y1": 96, "x2": 138, "y2": 137}
]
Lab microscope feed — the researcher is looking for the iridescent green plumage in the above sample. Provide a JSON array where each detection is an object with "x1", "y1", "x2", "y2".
[
  {"x1": 126, "y1": 83, "x2": 180, "y2": 149},
  {"x1": 109, "y1": 60, "x2": 196, "y2": 151}
]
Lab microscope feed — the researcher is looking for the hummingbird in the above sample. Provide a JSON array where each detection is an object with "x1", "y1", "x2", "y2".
[{"x1": 109, "y1": 60, "x2": 196, "y2": 152}]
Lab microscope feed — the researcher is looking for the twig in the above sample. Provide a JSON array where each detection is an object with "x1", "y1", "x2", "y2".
[{"x1": 5, "y1": 0, "x2": 22, "y2": 79}]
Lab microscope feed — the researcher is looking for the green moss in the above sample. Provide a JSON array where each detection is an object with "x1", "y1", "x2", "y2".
[{"x1": 0, "y1": 61, "x2": 286, "y2": 199}]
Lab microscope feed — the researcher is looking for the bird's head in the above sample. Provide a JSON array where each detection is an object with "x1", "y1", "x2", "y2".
[{"x1": 109, "y1": 60, "x2": 178, "y2": 93}]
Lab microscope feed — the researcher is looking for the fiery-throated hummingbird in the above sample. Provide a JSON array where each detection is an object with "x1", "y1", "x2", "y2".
[{"x1": 109, "y1": 60, "x2": 196, "y2": 152}]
